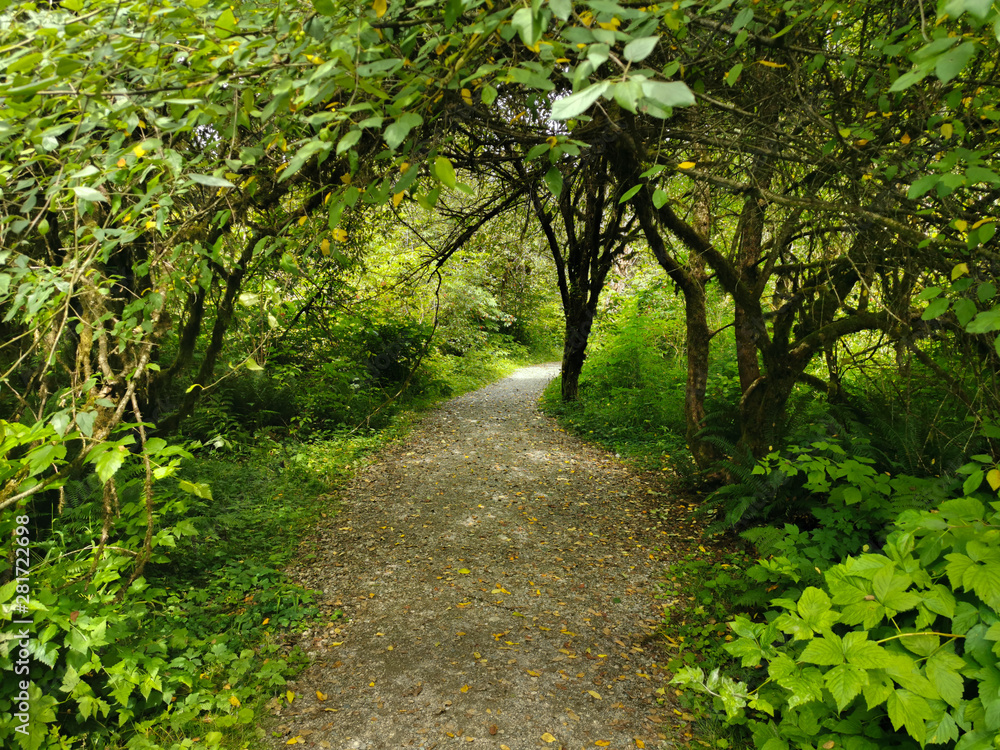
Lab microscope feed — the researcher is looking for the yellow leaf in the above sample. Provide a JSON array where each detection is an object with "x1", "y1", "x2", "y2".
[
  {"x1": 332, "y1": 227, "x2": 348, "y2": 242},
  {"x1": 392, "y1": 191, "x2": 405, "y2": 207},
  {"x1": 757, "y1": 60, "x2": 787, "y2": 68},
  {"x1": 330, "y1": 641, "x2": 343, "y2": 646},
  {"x1": 340, "y1": 173, "x2": 352, "y2": 184},
  {"x1": 374, "y1": 0, "x2": 387, "y2": 17},
  {"x1": 473, "y1": 652, "x2": 481, "y2": 659},
  {"x1": 541, "y1": 733, "x2": 556, "y2": 743},
  {"x1": 546, "y1": 135, "x2": 558, "y2": 148},
  {"x1": 972, "y1": 218, "x2": 993, "y2": 229},
  {"x1": 229, "y1": 695, "x2": 241, "y2": 707},
  {"x1": 133, "y1": 145, "x2": 146, "y2": 158},
  {"x1": 145, "y1": 220, "x2": 156, "y2": 229},
  {"x1": 298, "y1": 216, "x2": 308, "y2": 226},
  {"x1": 400, "y1": 161, "x2": 410, "y2": 173},
  {"x1": 579, "y1": 10, "x2": 594, "y2": 26},
  {"x1": 951, "y1": 262, "x2": 969, "y2": 280},
  {"x1": 461, "y1": 88, "x2": 473, "y2": 106},
  {"x1": 316, "y1": 691, "x2": 327, "y2": 701},
  {"x1": 955, "y1": 219, "x2": 968, "y2": 232},
  {"x1": 598, "y1": 17, "x2": 621, "y2": 30},
  {"x1": 901, "y1": 133, "x2": 911, "y2": 145},
  {"x1": 527, "y1": 670, "x2": 541, "y2": 676},
  {"x1": 987, "y1": 468, "x2": 1000, "y2": 491},
  {"x1": 458, "y1": 568, "x2": 471, "y2": 574},
  {"x1": 678, "y1": 161, "x2": 696, "y2": 170},
  {"x1": 636, "y1": 741, "x2": 646, "y2": 749},
  {"x1": 262, "y1": 617, "x2": 269, "y2": 625},
  {"x1": 320, "y1": 239, "x2": 331, "y2": 255},
  {"x1": 286, "y1": 691, "x2": 295, "y2": 703},
  {"x1": 287, "y1": 737, "x2": 302, "y2": 745},
  {"x1": 460, "y1": 684, "x2": 470, "y2": 693},
  {"x1": 587, "y1": 690, "x2": 602, "y2": 699},
  {"x1": 941, "y1": 122, "x2": 953, "y2": 139},
  {"x1": 596, "y1": 742, "x2": 611, "y2": 747}
]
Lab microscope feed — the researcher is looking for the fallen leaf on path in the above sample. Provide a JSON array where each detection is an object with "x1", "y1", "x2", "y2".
[
  {"x1": 596, "y1": 742, "x2": 610, "y2": 747},
  {"x1": 316, "y1": 691, "x2": 327, "y2": 702},
  {"x1": 587, "y1": 690, "x2": 602, "y2": 700},
  {"x1": 460, "y1": 685, "x2": 470, "y2": 693},
  {"x1": 541, "y1": 733, "x2": 556, "y2": 743},
  {"x1": 286, "y1": 738, "x2": 302, "y2": 745},
  {"x1": 286, "y1": 691, "x2": 295, "y2": 704},
  {"x1": 527, "y1": 670, "x2": 541, "y2": 676},
  {"x1": 635, "y1": 741, "x2": 645, "y2": 749},
  {"x1": 489, "y1": 724, "x2": 498, "y2": 735},
  {"x1": 459, "y1": 568, "x2": 471, "y2": 574}
]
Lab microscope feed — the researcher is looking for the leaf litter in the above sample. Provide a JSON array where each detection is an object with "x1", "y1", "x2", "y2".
[{"x1": 269, "y1": 363, "x2": 704, "y2": 749}]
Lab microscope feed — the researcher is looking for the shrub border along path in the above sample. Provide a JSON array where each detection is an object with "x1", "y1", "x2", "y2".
[{"x1": 265, "y1": 364, "x2": 707, "y2": 749}]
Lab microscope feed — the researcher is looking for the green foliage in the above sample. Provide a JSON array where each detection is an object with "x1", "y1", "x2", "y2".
[
  {"x1": 541, "y1": 293, "x2": 695, "y2": 476},
  {"x1": 672, "y1": 491, "x2": 1000, "y2": 750}
]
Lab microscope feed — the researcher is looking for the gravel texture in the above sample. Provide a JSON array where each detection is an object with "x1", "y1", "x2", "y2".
[{"x1": 268, "y1": 363, "x2": 699, "y2": 750}]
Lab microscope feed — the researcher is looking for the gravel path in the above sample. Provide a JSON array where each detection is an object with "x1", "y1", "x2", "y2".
[{"x1": 270, "y1": 363, "x2": 697, "y2": 750}]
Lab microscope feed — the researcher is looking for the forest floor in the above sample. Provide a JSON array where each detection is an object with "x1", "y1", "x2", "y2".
[{"x1": 266, "y1": 363, "x2": 708, "y2": 750}]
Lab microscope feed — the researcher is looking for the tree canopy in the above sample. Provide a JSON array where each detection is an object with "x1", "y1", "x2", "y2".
[{"x1": 3, "y1": 0, "x2": 1000, "y2": 746}]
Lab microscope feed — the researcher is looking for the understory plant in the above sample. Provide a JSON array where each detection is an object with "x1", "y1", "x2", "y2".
[{"x1": 672, "y1": 491, "x2": 1000, "y2": 750}]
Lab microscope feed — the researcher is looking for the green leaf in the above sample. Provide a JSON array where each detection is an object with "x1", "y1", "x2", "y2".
[
  {"x1": 511, "y1": 7, "x2": 542, "y2": 47},
  {"x1": 190, "y1": 174, "x2": 236, "y2": 188},
  {"x1": 843, "y1": 632, "x2": 891, "y2": 669},
  {"x1": 925, "y1": 650, "x2": 966, "y2": 707},
  {"x1": 94, "y1": 446, "x2": 124, "y2": 483},
  {"x1": 890, "y1": 69, "x2": 928, "y2": 92},
  {"x1": 824, "y1": 663, "x2": 867, "y2": 711},
  {"x1": 724, "y1": 637, "x2": 766, "y2": 667},
  {"x1": 72, "y1": 186, "x2": 106, "y2": 202},
  {"x1": 640, "y1": 81, "x2": 696, "y2": 112},
  {"x1": 623, "y1": 36, "x2": 659, "y2": 63},
  {"x1": 652, "y1": 188, "x2": 669, "y2": 209},
  {"x1": 843, "y1": 486, "x2": 863, "y2": 505},
  {"x1": 908, "y1": 174, "x2": 939, "y2": 199},
  {"x1": 725, "y1": 62, "x2": 743, "y2": 86},
  {"x1": 797, "y1": 587, "x2": 838, "y2": 632},
  {"x1": 215, "y1": 8, "x2": 237, "y2": 36},
  {"x1": 886, "y1": 689, "x2": 930, "y2": 744},
  {"x1": 954, "y1": 298, "x2": 978, "y2": 327},
  {"x1": 922, "y1": 297, "x2": 951, "y2": 320},
  {"x1": 936, "y1": 42, "x2": 977, "y2": 83},
  {"x1": 550, "y1": 0, "x2": 571, "y2": 20},
  {"x1": 384, "y1": 113, "x2": 424, "y2": 150},
  {"x1": 619, "y1": 184, "x2": 642, "y2": 203},
  {"x1": 433, "y1": 156, "x2": 457, "y2": 189},
  {"x1": 966, "y1": 308, "x2": 1000, "y2": 333},
  {"x1": 279, "y1": 141, "x2": 332, "y2": 182},
  {"x1": 801, "y1": 634, "x2": 844, "y2": 666},
  {"x1": 544, "y1": 166, "x2": 563, "y2": 197},
  {"x1": 863, "y1": 671, "x2": 894, "y2": 709},
  {"x1": 337, "y1": 129, "x2": 362, "y2": 156},
  {"x1": 550, "y1": 83, "x2": 609, "y2": 120},
  {"x1": 965, "y1": 560, "x2": 1000, "y2": 610},
  {"x1": 312, "y1": 0, "x2": 337, "y2": 15}
]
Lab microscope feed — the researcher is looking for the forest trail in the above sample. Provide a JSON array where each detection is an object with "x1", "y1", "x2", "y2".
[{"x1": 270, "y1": 363, "x2": 701, "y2": 750}]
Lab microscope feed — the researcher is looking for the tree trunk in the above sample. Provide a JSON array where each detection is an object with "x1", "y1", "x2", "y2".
[{"x1": 560, "y1": 302, "x2": 594, "y2": 402}]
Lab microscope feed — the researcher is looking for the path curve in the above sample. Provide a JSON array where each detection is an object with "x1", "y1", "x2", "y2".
[{"x1": 271, "y1": 364, "x2": 691, "y2": 749}]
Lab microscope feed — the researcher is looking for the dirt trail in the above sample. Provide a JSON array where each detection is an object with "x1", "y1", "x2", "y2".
[{"x1": 270, "y1": 363, "x2": 697, "y2": 750}]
